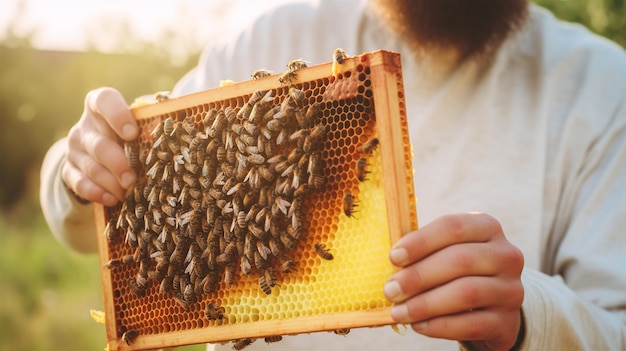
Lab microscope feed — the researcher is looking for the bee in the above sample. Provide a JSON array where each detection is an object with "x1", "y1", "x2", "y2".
[
  {"x1": 232, "y1": 338, "x2": 253, "y2": 350},
  {"x1": 259, "y1": 275, "x2": 272, "y2": 295},
  {"x1": 240, "y1": 256, "x2": 252, "y2": 275},
  {"x1": 280, "y1": 232, "x2": 295, "y2": 251},
  {"x1": 278, "y1": 70, "x2": 296, "y2": 85},
  {"x1": 124, "y1": 142, "x2": 140, "y2": 170},
  {"x1": 251, "y1": 69, "x2": 273, "y2": 80},
  {"x1": 355, "y1": 157, "x2": 369, "y2": 182},
  {"x1": 332, "y1": 48, "x2": 348, "y2": 77},
  {"x1": 256, "y1": 240, "x2": 272, "y2": 260},
  {"x1": 269, "y1": 238, "x2": 283, "y2": 257},
  {"x1": 288, "y1": 86, "x2": 305, "y2": 101},
  {"x1": 163, "y1": 117, "x2": 175, "y2": 136},
  {"x1": 304, "y1": 102, "x2": 321, "y2": 127},
  {"x1": 173, "y1": 294, "x2": 190, "y2": 311},
  {"x1": 254, "y1": 251, "x2": 267, "y2": 271},
  {"x1": 203, "y1": 108, "x2": 218, "y2": 128},
  {"x1": 343, "y1": 192, "x2": 358, "y2": 218},
  {"x1": 208, "y1": 110, "x2": 227, "y2": 138},
  {"x1": 280, "y1": 259, "x2": 297, "y2": 273},
  {"x1": 205, "y1": 302, "x2": 226, "y2": 321},
  {"x1": 122, "y1": 330, "x2": 139, "y2": 345},
  {"x1": 362, "y1": 137, "x2": 379, "y2": 155},
  {"x1": 333, "y1": 47, "x2": 348, "y2": 64},
  {"x1": 154, "y1": 91, "x2": 170, "y2": 102},
  {"x1": 202, "y1": 274, "x2": 219, "y2": 294},
  {"x1": 224, "y1": 106, "x2": 237, "y2": 123},
  {"x1": 287, "y1": 58, "x2": 309, "y2": 72},
  {"x1": 333, "y1": 328, "x2": 351, "y2": 336},
  {"x1": 224, "y1": 263, "x2": 236, "y2": 285},
  {"x1": 247, "y1": 154, "x2": 265, "y2": 165},
  {"x1": 315, "y1": 243, "x2": 334, "y2": 260},
  {"x1": 104, "y1": 254, "x2": 134, "y2": 269},
  {"x1": 265, "y1": 335, "x2": 283, "y2": 344}
]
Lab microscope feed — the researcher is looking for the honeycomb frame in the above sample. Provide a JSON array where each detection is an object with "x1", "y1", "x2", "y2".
[{"x1": 94, "y1": 50, "x2": 417, "y2": 351}]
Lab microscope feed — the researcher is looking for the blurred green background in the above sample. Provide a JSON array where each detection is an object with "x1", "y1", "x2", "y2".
[{"x1": 1, "y1": 1, "x2": 624, "y2": 350}]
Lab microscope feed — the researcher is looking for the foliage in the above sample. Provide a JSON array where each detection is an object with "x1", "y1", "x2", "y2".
[
  {"x1": 534, "y1": 0, "x2": 626, "y2": 48},
  {"x1": 0, "y1": 46, "x2": 197, "y2": 209}
]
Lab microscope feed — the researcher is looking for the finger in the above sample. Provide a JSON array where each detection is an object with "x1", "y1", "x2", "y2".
[
  {"x1": 66, "y1": 145, "x2": 128, "y2": 201},
  {"x1": 85, "y1": 87, "x2": 137, "y2": 141},
  {"x1": 62, "y1": 156, "x2": 120, "y2": 206},
  {"x1": 69, "y1": 128, "x2": 136, "y2": 190},
  {"x1": 410, "y1": 308, "x2": 521, "y2": 350},
  {"x1": 385, "y1": 242, "x2": 500, "y2": 303},
  {"x1": 390, "y1": 276, "x2": 523, "y2": 324},
  {"x1": 389, "y1": 213, "x2": 503, "y2": 266}
]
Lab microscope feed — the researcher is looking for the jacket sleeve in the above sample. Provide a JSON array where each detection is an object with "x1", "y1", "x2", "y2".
[
  {"x1": 39, "y1": 138, "x2": 98, "y2": 254},
  {"x1": 522, "y1": 44, "x2": 626, "y2": 349}
]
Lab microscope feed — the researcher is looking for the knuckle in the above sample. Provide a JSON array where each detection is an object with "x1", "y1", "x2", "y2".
[
  {"x1": 452, "y1": 248, "x2": 475, "y2": 270},
  {"x1": 406, "y1": 295, "x2": 429, "y2": 319},
  {"x1": 405, "y1": 265, "x2": 424, "y2": 291},
  {"x1": 440, "y1": 214, "x2": 465, "y2": 239},
  {"x1": 459, "y1": 280, "x2": 481, "y2": 305},
  {"x1": 481, "y1": 213, "x2": 504, "y2": 235}
]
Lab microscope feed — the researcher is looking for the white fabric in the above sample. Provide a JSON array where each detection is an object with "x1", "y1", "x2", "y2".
[{"x1": 40, "y1": 0, "x2": 626, "y2": 349}]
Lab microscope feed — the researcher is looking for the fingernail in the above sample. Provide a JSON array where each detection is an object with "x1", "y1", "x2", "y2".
[
  {"x1": 413, "y1": 321, "x2": 428, "y2": 332},
  {"x1": 121, "y1": 172, "x2": 135, "y2": 189},
  {"x1": 384, "y1": 280, "x2": 403, "y2": 302},
  {"x1": 389, "y1": 247, "x2": 408, "y2": 265},
  {"x1": 390, "y1": 304, "x2": 409, "y2": 322},
  {"x1": 121, "y1": 124, "x2": 137, "y2": 139}
]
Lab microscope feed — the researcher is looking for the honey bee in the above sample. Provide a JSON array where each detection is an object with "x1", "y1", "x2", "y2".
[
  {"x1": 288, "y1": 86, "x2": 305, "y2": 101},
  {"x1": 232, "y1": 338, "x2": 253, "y2": 350},
  {"x1": 256, "y1": 240, "x2": 272, "y2": 260},
  {"x1": 122, "y1": 329, "x2": 139, "y2": 345},
  {"x1": 278, "y1": 70, "x2": 296, "y2": 85},
  {"x1": 315, "y1": 243, "x2": 334, "y2": 260},
  {"x1": 333, "y1": 48, "x2": 348, "y2": 65},
  {"x1": 173, "y1": 294, "x2": 190, "y2": 311},
  {"x1": 251, "y1": 69, "x2": 273, "y2": 80},
  {"x1": 224, "y1": 263, "x2": 236, "y2": 285},
  {"x1": 202, "y1": 274, "x2": 219, "y2": 294},
  {"x1": 332, "y1": 48, "x2": 348, "y2": 77},
  {"x1": 205, "y1": 302, "x2": 226, "y2": 321},
  {"x1": 269, "y1": 238, "x2": 282, "y2": 257},
  {"x1": 333, "y1": 328, "x2": 351, "y2": 336},
  {"x1": 163, "y1": 117, "x2": 175, "y2": 136},
  {"x1": 355, "y1": 157, "x2": 369, "y2": 182},
  {"x1": 280, "y1": 259, "x2": 297, "y2": 273},
  {"x1": 124, "y1": 142, "x2": 140, "y2": 170},
  {"x1": 343, "y1": 192, "x2": 358, "y2": 218},
  {"x1": 259, "y1": 275, "x2": 272, "y2": 295},
  {"x1": 304, "y1": 102, "x2": 322, "y2": 127},
  {"x1": 265, "y1": 335, "x2": 283, "y2": 344},
  {"x1": 280, "y1": 232, "x2": 295, "y2": 251},
  {"x1": 224, "y1": 106, "x2": 237, "y2": 123},
  {"x1": 361, "y1": 136, "x2": 379, "y2": 155},
  {"x1": 287, "y1": 58, "x2": 309, "y2": 72},
  {"x1": 240, "y1": 256, "x2": 252, "y2": 275}
]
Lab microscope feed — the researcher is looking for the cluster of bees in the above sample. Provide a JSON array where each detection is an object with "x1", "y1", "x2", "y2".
[{"x1": 108, "y1": 49, "x2": 374, "y2": 349}]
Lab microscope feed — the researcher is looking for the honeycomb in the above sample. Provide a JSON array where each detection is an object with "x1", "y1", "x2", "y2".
[{"x1": 94, "y1": 50, "x2": 418, "y2": 351}]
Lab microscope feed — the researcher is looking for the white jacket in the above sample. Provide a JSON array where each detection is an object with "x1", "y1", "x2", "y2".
[{"x1": 40, "y1": 1, "x2": 626, "y2": 350}]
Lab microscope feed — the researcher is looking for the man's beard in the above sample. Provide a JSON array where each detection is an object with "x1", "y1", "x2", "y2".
[{"x1": 372, "y1": 0, "x2": 529, "y2": 60}]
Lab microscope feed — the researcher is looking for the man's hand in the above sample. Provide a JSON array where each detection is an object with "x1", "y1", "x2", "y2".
[
  {"x1": 62, "y1": 87, "x2": 138, "y2": 206},
  {"x1": 384, "y1": 212, "x2": 524, "y2": 351}
]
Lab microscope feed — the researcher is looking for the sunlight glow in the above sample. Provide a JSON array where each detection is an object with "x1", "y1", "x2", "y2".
[{"x1": 0, "y1": 0, "x2": 294, "y2": 54}]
